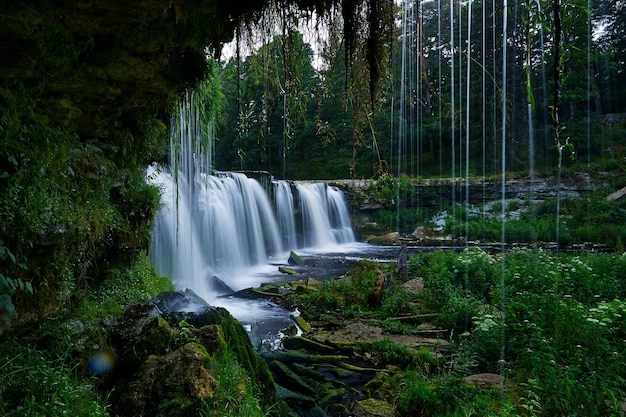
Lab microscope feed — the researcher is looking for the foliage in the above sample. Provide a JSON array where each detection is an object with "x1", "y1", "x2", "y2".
[
  {"x1": 283, "y1": 249, "x2": 626, "y2": 415},
  {"x1": 406, "y1": 248, "x2": 626, "y2": 415},
  {"x1": 305, "y1": 261, "x2": 399, "y2": 320},
  {"x1": 438, "y1": 193, "x2": 626, "y2": 249},
  {"x1": 370, "y1": 339, "x2": 439, "y2": 373},
  {"x1": 75, "y1": 252, "x2": 174, "y2": 322},
  {"x1": 200, "y1": 348, "x2": 266, "y2": 417},
  {"x1": 0, "y1": 242, "x2": 31, "y2": 317}
]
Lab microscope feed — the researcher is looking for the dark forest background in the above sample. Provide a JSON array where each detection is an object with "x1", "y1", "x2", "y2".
[{"x1": 213, "y1": 0, "x2": 626, "y2": 179}]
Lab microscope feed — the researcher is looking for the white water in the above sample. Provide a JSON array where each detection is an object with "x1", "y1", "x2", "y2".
[
  {"x1": 150, "y1": 168, "x2": 356, "y2": 301},
  {"x1": 149, "y1": 93, "x2": 355, "y2": 302}
]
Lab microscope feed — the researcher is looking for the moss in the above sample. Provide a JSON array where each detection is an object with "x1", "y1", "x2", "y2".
[{"x1": 198, "y1": 307, "x2": 278, "y2": 408}]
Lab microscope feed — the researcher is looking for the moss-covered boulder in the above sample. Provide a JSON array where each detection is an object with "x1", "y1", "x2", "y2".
[
  {"x1": 104, "y1": 290, "x2": 279, "y2": 416},
  {"x1": 153, "y1": 290, "x2": 277, "y2": 407},
  {"x1": 113, "y1": 342, "x2": 218, "y2": 417}
]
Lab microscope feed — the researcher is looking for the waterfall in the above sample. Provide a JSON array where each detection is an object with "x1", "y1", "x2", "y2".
[
  {"x1": 274, "y1": 180, "x2": 297, "y2": 250},
  {"x1": 149, "y1": 93, "x2": 355, "y2": 300}
]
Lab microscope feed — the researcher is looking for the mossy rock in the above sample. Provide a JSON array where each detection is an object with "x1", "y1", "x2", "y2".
[
  {"x1": 109, "y1": 303, "x2": 178, "y2": 375},
  {"x1": 288, "y1": 250, "x2": 305, "y2": 266},
  {"x1": 112, "y1": 342, "x2": 218, "y2": 417},
  {"x1": 292, "y1": 314, "x2": 312, "y2": 333},
  {"x1": 353, "y1": 398, "x2": 395, "y2": 417},
  {"x1": 282, "y1": 336, "x2": 336, "y2": 355},
  {"x1": 270, "y1": 360, "x2": 317, "y2": 397},
  {"x1": 279, "y1": 266, "x2": 298, "y2": 275},
  {"x1": 153, "y1": 290, "x2": 277, "y2": 407}
]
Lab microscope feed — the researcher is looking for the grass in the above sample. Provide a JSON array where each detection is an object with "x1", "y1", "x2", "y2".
[
  {"x1": 438, "y1": 194, "x2": 626, "y2": 248},
  {"x1": 296, "y1": 250, "x2": 626, "y2": 416},
  {"x1": 0, "y1": 252, "x2": 174, "y2": 417},
  {"x1": 201, "y1": 348, "x2": 266, "y2": 417},
  {"x1": 0, "y1": 345, "x2": 110, "y2": 417},
  {"x1": 75, "y1": 252, "x2": 174, "y2": 321}
]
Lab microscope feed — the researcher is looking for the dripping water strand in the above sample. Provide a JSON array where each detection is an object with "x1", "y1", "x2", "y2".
[
  {"x1": 465, "y1": 0, "x2": 472, "y2": 247},
  {"x1": 553, "y1": 0, "x2": 561, "y2": 255},
  {"x1": 450, "y1": 0, "x2": 456, "y2": 228},
  {"x1": 500, "y1": 0, "x2": 509, "y2": 392}
]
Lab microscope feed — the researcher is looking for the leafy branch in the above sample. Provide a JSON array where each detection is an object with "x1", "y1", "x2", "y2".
[{"x1": 0, "y1": 241, "x2": 32, "y2": 317}]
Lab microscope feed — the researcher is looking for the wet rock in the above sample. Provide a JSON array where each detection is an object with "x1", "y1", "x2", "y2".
[
  {"x1": 291, "y1": 313, "x2": 312, "y2": 333},
  {"x1": 275, "y1": 384, "x2": 317, "y2": 411},
  {"x1": 283, "y1": 336, "x2": 336, "y2": 355},
  {"x1": 279, "y1": 266, "x2": 298, "y2": 275},
  {"x1": 105, "y1": 290, "x2": 278, "y2": 415},
  {"x1": 288, "y1": 250, "x2": 305, "y2": 266},
  {"x1": 270, "y1": 360, "x2": 318, "y2": 397},
  {"x1": 208, "y1": 275, "x2": 235, "y2": 294},
  {"x1": 109, "y1": 303, "x2": 177, "y2": 374},
  {"x1": 286, "y1": 277, "x2": 322, "y2": 293}
]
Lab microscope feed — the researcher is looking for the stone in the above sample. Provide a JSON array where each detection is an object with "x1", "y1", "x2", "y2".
[
  {"x1": 465, "y1": 373, "x2": 504, "y2": 389},
  {"x1": 412, "y1": 225, "x2": 444, "y2": 240},
  {"x1": 366, "y1": 232, "x2": 400, "y2": 245},
  {"x1": 280, "y1": 266, "x2": 298, "y2": 275},
  {"x1": 607, "y1": 186, "x2": 626, "y2": 201},
  {"x1": 292, "y1": 314, "x2": 312, "y2": 333},
  {"x1": 112, "y1": 342, "x2": 218, "y2": 417},
  {"x1": 282, "y1": 336, "x2": 336, "y2": 355},
  {"x1": 107, "y1": 291, "x2": 278, "y2": 413},
  {"x1": 288, "y1": 250, "x2": 305, "y2": 266},
  {"x1": 353, "y1": 398, "x2": 395, "y2": 417},
  {"x1": 270, "y1": 360, "x2": 318, "y2": 397},
  {"x1": 402, "y1": 277, "x2": 424, "y2": 295}
]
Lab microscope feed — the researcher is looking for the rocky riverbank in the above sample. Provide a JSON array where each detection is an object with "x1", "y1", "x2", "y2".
[{"x1": 229, "y1": 266, "x2": 461, "y2": 417}]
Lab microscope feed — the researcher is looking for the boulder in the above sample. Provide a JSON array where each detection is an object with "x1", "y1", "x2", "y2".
[
  {"x1": 366, "y1": 232, "x2": 400, "y2": 245},
  {"x1": 105, "y1": 290, "x2": 278, "y2": 415},
  {"x1": 402, "y1": 277, "x2": 424, "y2": 295},
  {"x1": 113, "y1": 342, "x2": 218, "y2": 417},
  {"x1": 288, "y1": 250, "x2": 305, "y2": 266}
]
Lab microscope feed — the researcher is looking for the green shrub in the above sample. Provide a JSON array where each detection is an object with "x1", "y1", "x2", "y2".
[
  {"x1": 370, "y1": 339, "x2": 439, "y2": 373},
  {"x1": 76, "y1": 252, "x2": 173, "y2": 321},
  {"x1": 378, "y1": 287, "x2": 418, "y2": 318},
  {"x1": 201, "y1": 348, "x2": 265, "y2": 417},
  {"x1": 394, "y1": 372, "x2": 442, "y2": 417}
]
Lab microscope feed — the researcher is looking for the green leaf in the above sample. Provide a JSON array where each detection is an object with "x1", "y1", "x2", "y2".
[
  {"x1": 0, "y1": 274, "x2": 9, "y2": 293},
  {"x1": 0, "y1": 294, "x2": 16, "y2": 317}
]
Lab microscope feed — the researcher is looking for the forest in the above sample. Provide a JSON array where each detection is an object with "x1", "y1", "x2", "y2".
[{"x1": 212, "y1": 0, "x2": 626, "y2": 180}]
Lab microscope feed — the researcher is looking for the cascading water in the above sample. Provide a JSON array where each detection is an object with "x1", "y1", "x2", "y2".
[
  {"x1": 296, "y1": 182, "x2": 355, "y2": 248},
  {"x1": 149, "y1": 92, "x2": 355, "y2": 302},
  {"x1": 273, "y1": 180, "x2": 298, "y2": 250}
]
